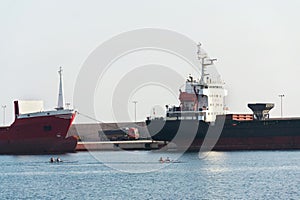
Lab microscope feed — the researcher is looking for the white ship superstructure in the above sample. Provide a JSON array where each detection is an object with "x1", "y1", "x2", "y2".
[{"x1": 166, "y1": 43, "x2": 227, "y2": 122}]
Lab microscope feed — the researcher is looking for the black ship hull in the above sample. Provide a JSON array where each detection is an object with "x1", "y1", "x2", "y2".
[{"x1": 146, "y1": 116, "x2": 300, "y2": 151}]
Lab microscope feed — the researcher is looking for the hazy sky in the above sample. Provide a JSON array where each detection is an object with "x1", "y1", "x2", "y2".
[{"x1": 1, "y1": 0, "x2": 300, "y2": 124}]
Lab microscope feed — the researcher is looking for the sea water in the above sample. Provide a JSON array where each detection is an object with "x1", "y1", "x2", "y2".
[{"x1": 0, "y1": 151, "x2": 299, "y2": 199}]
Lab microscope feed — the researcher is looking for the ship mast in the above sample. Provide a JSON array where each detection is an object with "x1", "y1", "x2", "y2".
[
  {"x1": 57, "y1": 67, "x2": 65, "y2": 110},
  {"x1": 197, "y1": 43, "x2": 216, "y2": 85}
]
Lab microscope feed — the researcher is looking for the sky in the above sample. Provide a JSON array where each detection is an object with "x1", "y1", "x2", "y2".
[{"x1": 1, "y1": 0, "x2": 300, "y2": 124}]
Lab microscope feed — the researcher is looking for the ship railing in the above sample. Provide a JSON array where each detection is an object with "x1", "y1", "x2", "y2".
[{"x1": 166, "y1": 111, "x2": 206, "y2": 119}]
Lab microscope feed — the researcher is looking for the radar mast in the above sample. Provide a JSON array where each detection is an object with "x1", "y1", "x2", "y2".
[{"x1": 197, "y1": 43, "x2": 217, "y2": 85}]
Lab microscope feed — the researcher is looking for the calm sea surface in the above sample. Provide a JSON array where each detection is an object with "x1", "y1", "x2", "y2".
[{"x1": 0, "y1": 151, "x2": 299, "y2": 200}]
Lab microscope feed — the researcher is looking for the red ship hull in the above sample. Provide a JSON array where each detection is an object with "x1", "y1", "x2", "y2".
[{"x1": 0, "y1": 109, "x2": 77, "y2": 154}]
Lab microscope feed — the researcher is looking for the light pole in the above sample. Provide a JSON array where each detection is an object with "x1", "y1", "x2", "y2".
[
  {"x1": 65, "y1": 103, "x2": 70, "y2": 109},
  {"x1": 133, "y1": 101, "x2": 138, "y2": 122},
  {"x1": 278, "y1": 94, "x2": 285, "y2": 118},
  {"x1": 2, "y1": 105, "x2": 6, "y2": 125}
]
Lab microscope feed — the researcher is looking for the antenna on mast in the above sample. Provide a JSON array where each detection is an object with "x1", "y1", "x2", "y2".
[
  {"x1": 197, "y1": 42, "x2": 202, "y2": 60},
  {"x1": 197, "y1": 43, "x2": 207, "y2": 84},
  {"x1": 56, "y1": 66, "x2": 65, "y2": 110},
  {"x1": 197, "y1": 42, "x2": 216, "y2": 84}
]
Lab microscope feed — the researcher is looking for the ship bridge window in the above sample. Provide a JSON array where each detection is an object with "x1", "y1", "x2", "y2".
[{"x1": 43, "y1": 125, "x2": 52, "y2": 132}]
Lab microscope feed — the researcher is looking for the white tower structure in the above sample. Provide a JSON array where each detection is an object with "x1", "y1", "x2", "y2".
[{"x1": 57, "y1": 67, "x2": 65, "y2": 110}]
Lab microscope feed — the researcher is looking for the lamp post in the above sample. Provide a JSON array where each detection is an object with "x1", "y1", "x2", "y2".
[
  {"x1": 278, "y1": 94, "x2": 285, "y2": 118},
  {"x1": 65, "y1": 103, "x2": 70, "y2": 109},
  {"x1": 2, "y1": 105, "x2": 6, "y2": 125},
  {"x1": 133, "y1": 101, "x2": 138, "y2": 122}
]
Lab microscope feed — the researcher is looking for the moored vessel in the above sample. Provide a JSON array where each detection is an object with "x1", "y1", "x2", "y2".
[
  {"x1": 0, "y1": 67, "x2": 77, "y2": 154},
  {"x1": 146, "y1": 43, "x2": 300, "y2": 151}
]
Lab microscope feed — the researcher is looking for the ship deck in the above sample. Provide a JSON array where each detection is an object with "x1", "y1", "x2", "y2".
[{"x1": 267, "y1": 117, "x2": 300, "y2": 120}]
